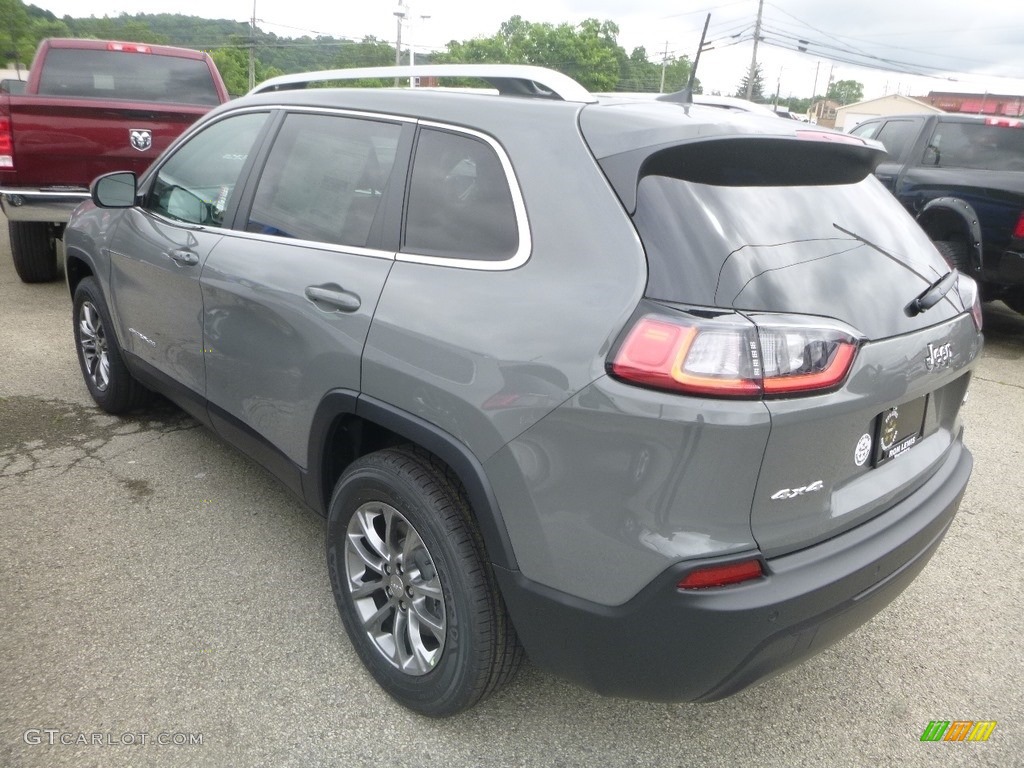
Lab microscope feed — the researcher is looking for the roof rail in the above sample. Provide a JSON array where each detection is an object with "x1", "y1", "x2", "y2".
[{"x1": 249, "y1": 64, "x2": 597, "y2": 103}]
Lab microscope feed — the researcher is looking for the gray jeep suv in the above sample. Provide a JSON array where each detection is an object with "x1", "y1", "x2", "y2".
[{"x1": 63, "y1": 65, "x2": 983, "y2": 716}]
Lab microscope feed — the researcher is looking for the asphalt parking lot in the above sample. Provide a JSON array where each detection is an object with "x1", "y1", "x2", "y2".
[{"x1": 1, "y1": 220, "x2": 1022, "y2": 768}]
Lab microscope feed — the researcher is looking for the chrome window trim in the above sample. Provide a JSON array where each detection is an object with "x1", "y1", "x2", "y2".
[
  {"x1": 220, "y1": 228, "x2": 397, "y2": 261},
  {"x1": 168, "y1": 107, "x2": 533, "y2": 269},
  {"x1": 399, "y1": 120, "x2": 532, "y2": 272},
  {"x1": 263, "y1": 105, "x2": 418, "y2": 124}
]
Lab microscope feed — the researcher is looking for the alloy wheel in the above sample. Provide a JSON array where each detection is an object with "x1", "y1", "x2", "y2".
[
  {"x1": 344, "y1": 501, "x2": 447, "y2": 675},
  {"x1": 78, "y1": 301, "x2": 111, "y2": 392}
]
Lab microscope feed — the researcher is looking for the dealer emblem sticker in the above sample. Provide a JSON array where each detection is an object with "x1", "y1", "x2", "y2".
[{"x1": 854, "y1": 433, "x2": 872, "y2": 467}]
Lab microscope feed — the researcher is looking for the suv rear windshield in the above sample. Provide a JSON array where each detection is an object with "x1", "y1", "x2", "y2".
[
  {"x1": 37, "y1": 48, "x2": 220, "y2": 105},
  {"x1": 925, "y1": 120, "x2": 1024, "y2": 170},
  {"x1": 634, "y1": 174, "x2": 944, "y2": 309}
]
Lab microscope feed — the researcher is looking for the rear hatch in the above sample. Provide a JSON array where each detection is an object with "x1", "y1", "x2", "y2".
[{"x1": 592, "y1": 116, "x2": 983, "y2": 556}]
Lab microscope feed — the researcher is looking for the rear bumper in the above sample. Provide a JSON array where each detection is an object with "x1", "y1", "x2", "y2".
[
  {"x1": 496, "y1": 440, "x2": 972, "y2": 703},
  {"x1": 1, "y1": 189, "x2": 88, "y2": 223}
]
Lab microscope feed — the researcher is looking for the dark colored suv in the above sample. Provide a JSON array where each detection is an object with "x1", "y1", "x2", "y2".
[{"x1": 64, "y1": 65, "x2": 982, "y2": 716}]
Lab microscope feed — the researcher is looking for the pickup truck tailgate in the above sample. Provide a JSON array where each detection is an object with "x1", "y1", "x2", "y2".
[{"x1": 3, "y1": 95, "x2": 208, "y2": 188}]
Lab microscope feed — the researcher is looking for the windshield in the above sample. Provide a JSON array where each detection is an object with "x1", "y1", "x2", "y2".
[
  {"x1": 926, "y1": 120, "x2": 1024, "y2": 170},
  {"x1": 37, "y1": 49, "x2": 220, "y2": 105}
]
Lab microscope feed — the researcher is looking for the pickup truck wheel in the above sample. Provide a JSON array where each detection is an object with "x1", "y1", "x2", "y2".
[
  {"x1": 933, "y1": 239, "x2": 971, "y2": 273},
  {"x1": 8, "y1": 221, "x2": 59, "y2": 283},
  {"x1": 326, "y1": 447, "x2": 522, "y2": 717},
  {"x1": 72, "y1": 277, "x2": 150, "y2": 413}
]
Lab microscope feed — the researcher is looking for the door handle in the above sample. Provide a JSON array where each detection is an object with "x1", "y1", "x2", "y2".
[
  {"x1": 305, "y1": 285, "x2": 361, "y2": 313},
  {"x1": 168, "y1": 248, "x2": 199, "y2": 266}
]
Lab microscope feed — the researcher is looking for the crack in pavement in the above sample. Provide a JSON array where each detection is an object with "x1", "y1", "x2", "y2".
[
  {"x1": 0, "y1": 396, "x2": 200, "y2": 491},
  {"x1": 973, "y1": 374, "x2": 1024, "y2": 392}
]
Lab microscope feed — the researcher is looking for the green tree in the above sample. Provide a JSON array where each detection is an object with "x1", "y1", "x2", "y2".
[
  {"x1": 661, "y1": 55, "x2": 695, "y2": 94},
  {"x1": 735, "y1": 64, "x2": 765, "y2": 101},
  {"x1": 211, "y1": 46, "x2": 282, "y2": 96},
  {"x1": 335, "y1": 36, "x2": 398, "y2": 70},
  {"x1": 441, "y1": 16, "x2": 625, "y2": 92},
  {"x1": 1, "y1": 0, "x2": 70, "y2": 66},
  {"x1": 0, "y1": 0, "x2": 30, "y2": 66},
  {"x1": 613, "y1": 46, "x2": 698, "y2": 95},
  {"x1": 67, "y1": 14, "x2": 169, "y2": 44},
  {"x1": 827, "y1": 79, "x2": 864, "y2": 105},
  {"x1": 618, "y1": 46, "x2": 657, "y2": 91}
]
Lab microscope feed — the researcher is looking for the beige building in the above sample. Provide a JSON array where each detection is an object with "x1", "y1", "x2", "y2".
[
  {"x1": 807, "y1": 99, "x2": 840, "y2": 128},
  {"x1": 835, "y1": 94, "x2": 943, "y2": 132}
]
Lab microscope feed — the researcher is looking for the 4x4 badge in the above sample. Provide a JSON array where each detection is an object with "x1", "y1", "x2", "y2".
[
  {"x1": 925, "y1": 342, "x2": 952, "y2": 371},
  {"x1": 129, "y1": 129, "x2": 152, "y2": 152}
]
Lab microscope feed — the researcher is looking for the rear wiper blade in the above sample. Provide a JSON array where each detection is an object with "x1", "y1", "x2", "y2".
[
  {"x1": 832, "y1": 223, "x2": 942, "y2": 280},
  {"x1": 905, "y1": 269, "x2": 959, "y2": 317},
  {"x1": 833, "y1": 223, "x2": 963, "y2": 315}
]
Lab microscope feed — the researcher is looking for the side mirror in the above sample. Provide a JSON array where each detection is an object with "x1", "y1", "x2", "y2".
[{"x1": 91, "y1": 171, "x2": 138, "y2": 208}]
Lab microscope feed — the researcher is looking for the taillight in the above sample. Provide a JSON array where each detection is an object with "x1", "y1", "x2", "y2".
[
  {"x1": 107, "y1": 42, "x2": 152, "y2": 54},
  {"x1": 958, "y1": 275, "x2": 983, "y2": 332},
  {"x1": 984, "y1": 117, "x2": 1023, "y2": 128},
  {"x1": 610, "y1": 316, "x2": 761, "y2": 396},
  {"x1": 1013, "y1": 211, "x2": 1024, "y2": 240},
  {"x1": 0, "y1": 117, "x2": 13, "y2": 169},
  {"x1": 678, "y1": 558, "x2": 764, "y2": 589},
  {"x1": 609, "y1": 308, "x2": 860, "y2": 398}
]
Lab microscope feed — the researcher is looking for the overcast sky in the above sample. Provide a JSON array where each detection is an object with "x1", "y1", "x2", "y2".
[{"x1": 34, "y1": 0, "x2": 1024, "y2": 101}]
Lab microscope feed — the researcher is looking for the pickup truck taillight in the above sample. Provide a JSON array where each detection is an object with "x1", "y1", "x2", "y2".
[
  {"x1": 609, "y1": 309, "x2": 860, "y2": 398},
  {"x1": 0, "y1": 117, "x2": 13, "y2": 168},
  {"x1": 1013, "y1": 211, "x2": 1024, "y2": 240},
  {"x1": 107, "y1": 42, "x2": 152, "y2": 54}
]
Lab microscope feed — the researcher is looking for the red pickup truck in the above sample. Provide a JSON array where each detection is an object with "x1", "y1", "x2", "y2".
[{"x1": 1, "y1": 38, "x2": 229, "y2": 282}]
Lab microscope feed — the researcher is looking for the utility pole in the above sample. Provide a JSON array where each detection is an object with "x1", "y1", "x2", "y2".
[
  {"x1": 248, "y1": 0, "x2": 256, "y2": 91},
  {"x1": 745, "y1": 0, "x2": 764, "y2": 101},
  {"x1": 394, "y1": 2, "x2": 404, "y2": 87},
  {"x1": 659, "y1": 41, "x2": 669, "y2": 94},
  {"x1": 394, "y1": 1, "x2": 429, "y2": 88}
]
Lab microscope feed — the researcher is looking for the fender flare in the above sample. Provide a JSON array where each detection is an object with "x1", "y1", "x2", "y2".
[
  {"x1": 917, "y1": 196, "x2": 984, "y2": 270},
  {"x1": 304, "y1": 390, "x2": 519, "y2": 570}
]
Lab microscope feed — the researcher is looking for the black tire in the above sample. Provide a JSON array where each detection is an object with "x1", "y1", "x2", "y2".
[
  {"x1": 933, "y1": 239, "x2": 972, "y2": 273},
  {"x1": 326, "y1": 447, "x2": 523, "y2": 717},
  {"x1": 9, "y1": 221, "x2": 59, "y2": 283},
  {"x1": 72, "y1": 277, "x2": 150, "y2": 414}
]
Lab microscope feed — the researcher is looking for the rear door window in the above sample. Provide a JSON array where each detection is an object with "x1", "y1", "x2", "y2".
[
  {"x1": 245, "y1": 113, "x2": 401, "y2": 249},
  {"x1": 403, "y1": 128, "x2": 519, "y2": 262},
  {"x1": 872, "y1": 119, "x2": 920, "y2": 161},
  {"x1": 849, "y1": 122, "x2": 880, "y2": 140}
]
